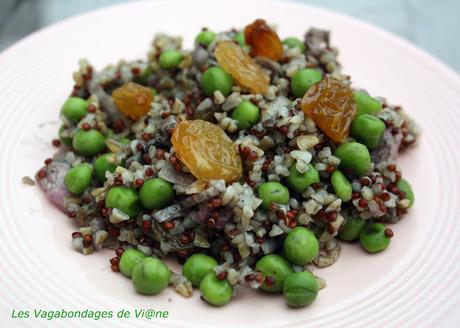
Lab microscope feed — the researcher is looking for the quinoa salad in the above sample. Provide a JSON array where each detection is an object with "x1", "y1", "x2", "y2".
[{"x1": 34, "y1": 19, "x2": 419, "y2": 307}]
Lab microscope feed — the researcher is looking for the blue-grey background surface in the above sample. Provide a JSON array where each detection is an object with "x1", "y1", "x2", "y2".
[{"x1": 1, "y1": 0, "x2": 459, "y2": 73}]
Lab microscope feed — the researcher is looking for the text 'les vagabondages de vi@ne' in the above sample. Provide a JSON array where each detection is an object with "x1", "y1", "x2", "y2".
[{"x1": 11, "y1": 308, "x2": 170, "y2": 321}]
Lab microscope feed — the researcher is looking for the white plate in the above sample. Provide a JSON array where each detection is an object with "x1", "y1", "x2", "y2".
[{"x1": 1, "y1": 0, "x2": 460, "y2": 327}]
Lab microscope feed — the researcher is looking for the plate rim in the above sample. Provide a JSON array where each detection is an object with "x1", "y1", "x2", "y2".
[{"x1": 1, "y1": 1, "x2": 460, "y2": 327}]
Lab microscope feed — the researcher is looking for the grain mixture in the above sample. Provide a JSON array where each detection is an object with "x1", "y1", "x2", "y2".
[{"x1": 35, "y1": 20, "x2": 419, "y2": 307}]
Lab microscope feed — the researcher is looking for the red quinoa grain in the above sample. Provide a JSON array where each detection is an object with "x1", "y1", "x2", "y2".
[{"x1": 384, "y1": 228, "x2": 394, "y2": 238}]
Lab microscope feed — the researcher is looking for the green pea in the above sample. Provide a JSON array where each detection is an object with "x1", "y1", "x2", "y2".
[
  {"x1": 159, "y1": 50, "x2": 183, "y2": 69},
  {"x1": 359, "y1": 223, "x2": 391, "y2": 253},
  {"x1": 58, "y1": 125, "x2": 72, "y2": 146},
  {"x1": 104, "y1": 129, "x2": 114, "y2": 138},
  {"x1": 282, "y1": 37, "x2": 305, "y2": 53},
  {"x1": 94, "y1": 153, "x2": 117, "y2": 183},
  {"x1": 283, "y1": 227, "x2": 319, "y2": 265},
  {"x1": 199, "y1": 272, "x2": 233, "y2": 306},
  {"x1": 258, "y1": 181, "x2": 290, "y2": 210},
  {"x1": 201, "y1": 67, "x2": 234, "y2": 97},
  {"x1": 291, "y1": 69, "x2": 322, "y2": 98},
  {"x1": 105, "y1": 186, "x2": 143, "y2": 218},
  {"x1": 64, "y1": 163, "x2": 93, "y2": 195},
  {"x1": 350, "y1": 114, "x2": 386, "y2": 149},
  {"x1": 334, "y1": 142, "x2": 371, "y2": 176},
  {"x1": 119, "y1": 137, "x2": 131, "y2": 145},
  {"x1": 182, "y1": 254, "x2": 218, "y2": 287},
  {"x1": 234, "y1": 32, "x2": 246, "y2": 47},
  {"x1": 131, "y1": 257, "x2": 171, "y2": 295},
  {"x1": 338, "y1": 216, "x2": 366, "y2": 241},
  {"x1": 331, "y1": 170, "x2": 352, "y2": 201},
  {"x1": 231, "y1": 100, "x2": 260, "y2": 130},
  {"x1": 255, "y1": 254, "x2": 293, "y2": 292},
  {"x1": 60, "y1": 97, "x2": 88, "y2": 124},
  {"x1": 72, "y1": 129, "x2": 106, "y2": 156},
  {"x1": 133, "y1": 65, "x2": 152, "y2": 85},
  {"x1": 396, "y1": 178, "x2": 414, "y2": 207},
  {"x1": 286, "y1": 164, "x2": 320, "y2": 193},
  {"x1": 139, "y1": 178, "x2": 174, "y2": 210},
  {"x1": 150, "y1": 87, "x2": 157, "y2": 98},
  {"x1": 195, "y1": 30, "x2": 216, "y2": 47},
  {"x1": 119, "y1": 248, "x2": 146, "y2": 278},
  {"x1": 233, "y1": 32, "x2": 250, "y2": 52},
  {"x1": 283, "y1": 271, "x2": 319, "y2": 307},
  {"x1": 353, "y1": 91, "x2": 382, "y2": 116}
]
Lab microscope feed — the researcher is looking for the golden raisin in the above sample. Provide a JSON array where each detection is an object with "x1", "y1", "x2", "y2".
[
  {"x1": 215, "y1": 41, "x2": 269, "y2": 94},
  {"x1": 301, "y1": 78, "x2": 356, "y2": 142},
  {"x1": 112, "y1": 82, "x2": 153, "y2": 120},
  {"x1": 244, "y1": 19, "x2": 283, "y2": 61},
  {"x1": 171, "y1": 120, "x2": 242, "y2": 183}
]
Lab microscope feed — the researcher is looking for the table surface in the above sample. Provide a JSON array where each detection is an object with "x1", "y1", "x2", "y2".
[{"x1": 1, "y1": 0, "x2": 460, "y2": 73}]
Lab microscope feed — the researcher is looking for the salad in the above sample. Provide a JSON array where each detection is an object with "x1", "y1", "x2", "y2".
[{"x1": 35, "y1": 19, "x2": 419, "y2": 307}]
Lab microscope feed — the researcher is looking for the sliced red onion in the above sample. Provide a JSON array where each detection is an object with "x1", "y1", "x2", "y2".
[
  {"x1": 371, "y1": 128, "x2": 402, "y2": 164},
  {"x1": 181, "y1": 185, "x2": 220, "y2": 208},
  {"x1": 196, "y1": 203, "x2": 210, "y2": 225},
  {"x1": 216, "y1": 206, "x2": 233, "y2": 229},
  {"x1": 153, "y1": 182, "x2": 225, "y2": 223},
  {"x1": 152, "y1": 204, "x2": 185, "y2": 222},
  {"x1": 195, "y1": 203, "x2": 233, "y2": 229},
  {"x1": 305, "y1": 28, "x2": 330, "y2": 54},
  {"x1": 35, "y1": 160, "x2": 71, "y2": 213},
  {"x1": 87, "y1": 79, "x2": 129, "y2": 124},
  {"x1": 261, "y1": 238, "x2": 281, "y2": 254},
  {"x1": 158, "y1": 162, "x2": 194, "y2": 186},
  {"x1": 254, "y1": 57, "x2": 281, "y2": 75}
]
